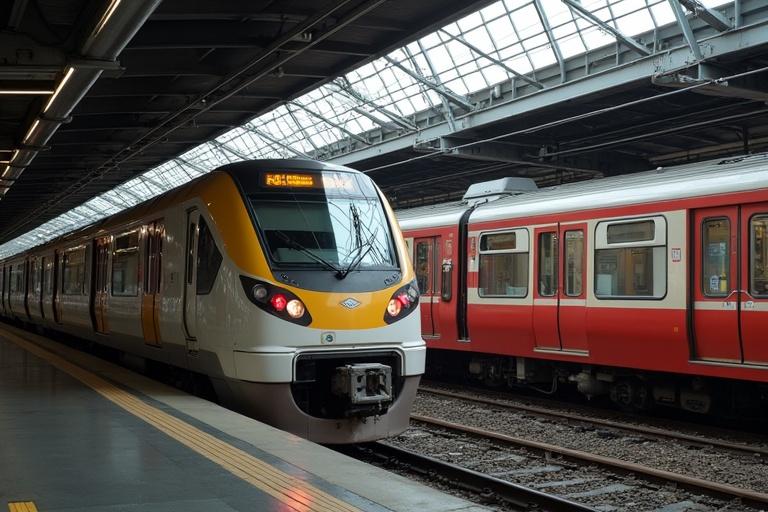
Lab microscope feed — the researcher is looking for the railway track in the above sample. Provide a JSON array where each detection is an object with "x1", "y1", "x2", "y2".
[
  {"x1": 375, "y1": 385, "x2": 768, "y2": 511},
  {"x1": 346, "y1": 442, "x2": 596, "y2": 511},
  {"x1": 419, "y1": 384, "x2": 768, "y2": 457}
]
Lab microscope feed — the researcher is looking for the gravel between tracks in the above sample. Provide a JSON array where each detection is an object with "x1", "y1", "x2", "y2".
[
  {"x1": 376, "y1": 390, "x2": 768, "y2": 511},
  {"x1": 410, "y1": 392, "x2": 768, "y2": 492}
]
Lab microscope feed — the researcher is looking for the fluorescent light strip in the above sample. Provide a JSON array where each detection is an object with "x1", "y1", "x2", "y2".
[
  {"x1": 44, "y1": 66, "x2": 75, "y2": 113},
  {"x1": 24, "y1": 120, "x2": 40, "y2": 143},
  {"x1": 94, "y1": 0, "x2": 122, "y2": 37},
  {"x1": 0, "y1": 90, "x2": 54, "y2": 95}
]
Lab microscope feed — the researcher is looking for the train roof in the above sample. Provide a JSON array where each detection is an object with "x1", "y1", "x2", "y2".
[{"x1": 397, "y1": 153, "x2": 768, "y2": 230}]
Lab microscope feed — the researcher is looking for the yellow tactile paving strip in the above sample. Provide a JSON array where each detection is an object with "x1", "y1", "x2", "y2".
[
  {"x1": 7, "y1": 502, "x2": 38, "y2": 512},
  {"x1": 2, "y1": 329, "x2": 363, "y2": 512}
]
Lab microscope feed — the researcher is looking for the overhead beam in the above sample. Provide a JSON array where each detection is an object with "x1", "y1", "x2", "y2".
[
  {"x1": 668, "y1": 0, "x2": 704, "y2": 60},
  {"x1": 289, "y1": 101, "x2": 370, "y2": 145},
  {"x1": 438, "y1": 29, "x2": 543, "y2": 89},
  {"x1": 678, "y1": 0, "x2": 732, "y2": 31},
  {"x1": 561, "y1": 0, "x2": 651, "y2": 56},
  {"x1": 384, "y1": 56, "x2": 474, "y2": 111},
  {"x1": 328, "y1": 19, "x2": 768, "y2": 167}
]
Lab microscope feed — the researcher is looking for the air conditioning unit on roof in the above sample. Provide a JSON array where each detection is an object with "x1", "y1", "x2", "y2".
[{"x1": 463, "y1": 177, "x2": 537, "y2": 206}]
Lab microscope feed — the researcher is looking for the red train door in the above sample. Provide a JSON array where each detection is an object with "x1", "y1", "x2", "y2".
[
  {"x1": 559, "y1": 224, "x2": 589, "y2": 352},
  {"x1": 533, "y1": 226, "x2": 560, "y2": 349},
  {"x1": 415, "y1": 237, "x2": 437, "y2": 337},
  {"x1": 740, "y1": 203, "x2": 768, "y2": 365},
  {"x1": 692, "y1": 207, "x2": 741, "y2": 362}
]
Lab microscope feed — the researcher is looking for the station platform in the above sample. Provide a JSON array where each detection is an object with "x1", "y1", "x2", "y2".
[{"x1": 0, "y1": 325, "x2": 487, "y2": 512}]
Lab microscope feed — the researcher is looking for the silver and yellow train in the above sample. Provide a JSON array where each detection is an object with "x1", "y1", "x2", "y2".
[{"x1": 0, "y1": 160, "x2": 425, "y2": 443}]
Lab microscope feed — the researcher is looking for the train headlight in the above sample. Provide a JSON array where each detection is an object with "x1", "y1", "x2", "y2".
[
  {"x1": 240, "y1": 276, "x2": 312, "y2": 326},
  {"x1": 252, "y1": 284, "x2": 268, "y2": 301},
  {"x1": 383, "y1": 279, "x2": 420, "y2": 324},
  {"x1": 286, "y1": 299, "x2": 305, "y2": 318},
  {"x1": 387, "y1": 298, "x2": 402, "y2": 317}
]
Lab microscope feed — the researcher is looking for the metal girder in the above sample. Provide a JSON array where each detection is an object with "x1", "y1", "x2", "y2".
[
  {"x1": 242, "y1": 124, "x2": 312, "y2": 158},
  {"x1": 438, "y1": 29, "x2": 543, "y2": 89},
  {"x1": 653, "y1": 63, "x2": 768, "y2": 100},
  {"x1": 533, "y1": 0, "x2": 566, "y2": 83},
  {"x1": 328, "y1": 19, "x2": 768, "y2": 167},
  {"x1": 678, "y1": 0, "x2": 732, "y2": 32},
  {"x1": 384, "y1": 56, "x2": 474, "y2": 111},
  {"x1": 414, "y1": 136, "x2": 523, "y2": 162},
  {"x1": 331, "y1": 79, "x2": 418, "y2": 131},
  {"x1": 289, "y1": 101, "x2": 370, "y2": 145},
  {"x1": 561, "y1": 0, "x2": 651, "y2": 56},
  {"x1": 668, "y1": 0, "x2": 703, "y2": 60}
]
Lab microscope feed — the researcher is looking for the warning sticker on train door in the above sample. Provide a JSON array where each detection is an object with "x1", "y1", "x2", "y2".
[{"x1": 671, "y1": 248, "x2": 681, "y2": 262}]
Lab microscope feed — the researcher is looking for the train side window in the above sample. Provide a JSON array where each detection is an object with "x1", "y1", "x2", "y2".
[
  {"x1": 478, "y1": 230, "x2": 529, "y2": 298},
  {"x1": 565, "y1": 230, "x2": 584, "y2": 297},
  {"x1": 538, "y1": 232, "x2": 558, "y2": 297},
  {"x1": 15, "y1": 263, "x2": 23, "y2": 292},
  {"x1": 187, "y1": 222, "x2": 196, "y2": 285},
  {"x1": 196, "y1": 217, "x2": 222, "y2": 295},
  {"x1": 112, "y1": 231, "x2": 140, "y2": 296},
  {"x1": 415, "y1": 241, "x2": 432, "y2": 294},
  {"x1": 702, "y1": 218, "x2": 730, "y2": 297},
  {"x1": 63, "y1": 248, "x2": 86, "y2": 295},
  {"x1": 751, "y1": 215, "x2": 768, "y2": 297},
  {"x1": 9, "y1": 265, "x2": 17, "y2": 293},
  {"x1": 594, "y1": 217, "x2": 666, "y2": 299},
  {"x1": 30, "y1": 259, "x2": 40, "y2": 295},
  {"x1": 44, "y1": 258, "x2": 53, "y2": 294}
]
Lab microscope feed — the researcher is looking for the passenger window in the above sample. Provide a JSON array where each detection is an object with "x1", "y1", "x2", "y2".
[
  {"x1": 478, "y1": 230, "x2": 529, "y2": 298},
  {"x1": 702, "y1": 218, "x2": 730, "y2": 297},
  {"x1": 15, "y1": 264, "x2": 23, "y2": 293},
  {"x1": 595, "y1": 218, "x2": 666, "y2": 299},
  {"x1": 196, "y1": 218, "x2": 222, "y2": 295},
  {"x1": 415, "y1": 241, "x2": 432, "y2": 294},
  {"x1": 187, "y1": 222, "x2": 196, "y2": 285},
  {"x1": 44, "y1": 258, "x2": 53, "y2": 294},
  {"x1": 538, "y1": 232, "x2": 557, "y2": 297},
  {"x1": 751, "y1": 215, "x2": 768, "y2": 297},
  {"x1": 565, "y1": 230, "x2": 584, "y2": 297},
  {"x1": 63, "y1": 248, "x2": 86, "y2": 295},
  {"x1": 112, "y1": 232, "x2": 140, "y2": 297}
]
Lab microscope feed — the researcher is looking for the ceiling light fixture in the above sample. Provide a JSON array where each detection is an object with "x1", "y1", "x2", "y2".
[
  {"x1": 24, "y1": 120, "x2": 40, "y2": 143},
  {"x1": 0, "y1": 90, "x2": 54, "y2": 95},
  {"x1": 44, "y1": 66, "x2": 75, "y2": 113}
]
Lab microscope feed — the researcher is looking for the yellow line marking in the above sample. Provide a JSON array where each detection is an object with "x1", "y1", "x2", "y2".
[
  {"x1": 2, "y1": 329, "x2": 362, "y2": 512},
  {"x1": 8, "y1": 502, "x2": 38, "y2": 512}
]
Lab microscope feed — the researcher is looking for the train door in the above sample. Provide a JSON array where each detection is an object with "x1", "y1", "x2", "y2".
[
  {"x1": 692, "y1": 207, "x2": 741, "y2": 362},
  {"x1": 23, "y1": 259, "x2": 31, "y2": 319},
  {"x1": 414, "y1": 237, "x2": 438, "y2": 337},
  {"x1": 142, "y1": 220, "x2": 164, "y2": 347},
  {"x1": 91, "y1": 237, "x2": 110, "y2": 334},
  {"x1": 740, "y1": 204, "x2": 768, "y2": 365},
  {"x1": 42, "y1": 256, "x2": 53, "y2": 320},
  {"x1": 37, "y1": 257, "x2": 45, "y2": 319},
  {"x1": 183, "y1": 209, "x2": 199, "y2": 342},
  {"x1": 53, "y1": 250, "x2": 62, "y2": 324},
  {"x1": 559, "y1": 224, "x2": 589, "y2": 352},
  {"x1": 0, "y1": 265, "x2": 5, "y2": 314},
  {"x1": 533, "y1": 226, "x2": 561, "y2": 349}
]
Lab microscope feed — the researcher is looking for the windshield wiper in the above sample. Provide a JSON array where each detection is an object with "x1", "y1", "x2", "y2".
[
  {"x1": 337, "y1": 228, "x2": 379, "y2": 279},
  {"x1": 275, "y1": 231, "x2": 343, "y2": 276}
]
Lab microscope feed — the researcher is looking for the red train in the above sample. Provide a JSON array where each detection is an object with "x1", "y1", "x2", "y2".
[{"x1": 398, "y1": 154, "x2": 768, "y2": 414}]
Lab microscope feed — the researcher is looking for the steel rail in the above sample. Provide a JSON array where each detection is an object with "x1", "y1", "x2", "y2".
[
  {"x1": 419, "y1": 386, "x2": 768, "y2": 456},
  {"x1": 411, "y1": 414, "x2": 768, "y2": 509},
  {"x1": 351, "y1": 442, "x2": 597, "y2": 512}
]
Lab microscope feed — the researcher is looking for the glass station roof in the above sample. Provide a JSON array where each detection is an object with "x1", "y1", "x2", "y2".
[{"x1": 0, "y1": 0, "x2": 731, "y2": 257}]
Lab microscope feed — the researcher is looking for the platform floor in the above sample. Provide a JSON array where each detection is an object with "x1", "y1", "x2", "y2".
[{"x1": 0, "y1": 325, "x2": 487, "y2": 512}]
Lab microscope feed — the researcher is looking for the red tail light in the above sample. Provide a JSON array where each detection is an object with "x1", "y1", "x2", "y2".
[{"x1": 270, "y1": 293, "x2": 287, "y2": 312}]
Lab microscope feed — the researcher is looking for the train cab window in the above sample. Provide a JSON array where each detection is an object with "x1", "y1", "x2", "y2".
[
  {"x1": 478, "y1": 230, "x2": 529, "y2": 298},
  {"x1": 538, "y1": 232, "x2": 558, "y2": 297},
  {"x1": 702, "y1": 218, "x2": 730, "y2": 297},
  {"x1": 565, "y1": 230, "x2": 584, "y2": 297},
  {"x1": 112, "y1": 232, "x2": 139, "y2": 296},
  {"x1": 63, "y1": 248, "x2": 86, "y2": 295},
  {"x1": 196, "y1": 218, "x2": 222, "y2": 295},
  {"x1": 595, "y1": 217, "x2": 666, "y2": 299},
  {"x1": 751, "y1": 215, "x2": 768, "y2": 297}
]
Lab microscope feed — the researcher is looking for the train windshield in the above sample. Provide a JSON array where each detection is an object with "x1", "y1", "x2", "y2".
[{"x1": 248, "y1": 170, "x2": 397, "y2": 274}]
